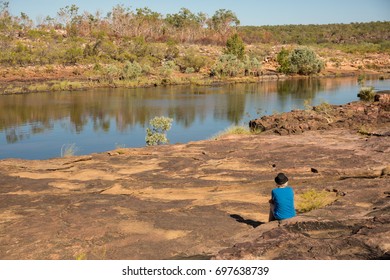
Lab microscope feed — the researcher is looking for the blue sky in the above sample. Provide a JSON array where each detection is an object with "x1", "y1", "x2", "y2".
[{"x1": 7, "y1": 0, "x2": 390, "y2": 26}]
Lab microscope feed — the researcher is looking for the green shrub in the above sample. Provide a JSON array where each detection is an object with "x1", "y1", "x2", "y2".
[
  {"x1": 276, "y1": 47, "x2": 290, "y2": 74},
  {"x1": 211, "y1": 54, "x2": 244, "y2": 77},
  {"x1": 145, "y1": 116, "x2": 173, "y2": 146},
  {"x1": 160, "y1": 60, "x2": 177, "y2": 77},
  {"x1": 98, "y1": 40, "x2": 118, "y2": 61},
  {"x1": 131, "y1": 36, "x2": 150, "y2": 58},
  {"x1": 185, "y1": 67, "x2": 195, "y2": 74},
  {"x1": 165, "y1": 39, "x2": 179, "y2": 60},
  {"x1": 358, "y1": 86, "x2": 375, "y2": 101},
  {"x1": 289, "y1": 47, "x2": 324, "y2": 75},
  {"x1": 224, "y1": 33, "x2": 245, "y2": 59},
  {"x1": 101, "y1": 64, "x2": 122, "y2": 83},
  {"x1": 277, "y1": 47, "x2": 324, "y2": 75},
  {"x1": 243, "y1": 56, "x2": 261, "y2": 76},
  {"x1": 176, "y1": 49, "x2": 207, "y2": 73},
  {"x1": 211, "y1": 54, "x2": 261, "y2": 77},
  {"x1": 64, "y1": 44, "x2": 83, "y2": 64},
  {"x1": 122, "y1": 61, "x2": 142, "y2": 80}
]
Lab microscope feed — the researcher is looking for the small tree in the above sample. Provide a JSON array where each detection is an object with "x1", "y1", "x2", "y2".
[
  {"x1": 145, "y1": 116, "x2": 173, "y2": 146},
  {"x1": 224, "y1": 33, "x2": 245, "y2": 59},
  {"x1": 276, "y1": 47, "x2": 290, "y2": 74},
  {"x1": 210, "y1": 9, "x2": 240, "y2": 42}
]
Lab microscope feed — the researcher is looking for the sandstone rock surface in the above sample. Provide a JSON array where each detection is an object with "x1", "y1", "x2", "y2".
[{"x1": 0, "y1": 101, "x2": 389, "y2": 260}]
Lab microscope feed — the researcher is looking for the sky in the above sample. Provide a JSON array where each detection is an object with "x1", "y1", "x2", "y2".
[{"x1": 7, "y1": 0, "x2": 390, "y2": 26}]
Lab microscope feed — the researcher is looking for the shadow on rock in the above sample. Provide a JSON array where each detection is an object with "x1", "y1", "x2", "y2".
[{"x1": 230, "y1": 214, "x2": 264, "y2": 228}]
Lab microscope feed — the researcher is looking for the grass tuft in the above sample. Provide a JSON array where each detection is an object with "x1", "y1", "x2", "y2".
[
  {"x1": 358, "y1": 86, "x2": 375, "y2": 101},
  {"x1": 213, "y1": 125, "x2": 254, "y2": 139},
  {"x1": 296, "y1": 189, "x2": 337, "y2": 213}
]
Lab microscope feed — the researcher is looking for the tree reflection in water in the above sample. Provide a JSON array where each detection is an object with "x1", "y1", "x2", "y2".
[{"x1": 0, "y1": 76, "x2": 388, "y2": 159}]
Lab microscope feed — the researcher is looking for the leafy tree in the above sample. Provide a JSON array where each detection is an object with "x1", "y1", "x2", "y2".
[
  {"x1": 17, "y1": 12, "x2": 33, "y2": 32},
  {"x1": 0, "y1": 1, "x2": 15, "y2": 35},
  {"x1": 145, "y1": 116, "x2": 173, "y2": 146},
  {"x1": 209, "y1": 9, "x2": 240, "y2": 42},
  {"x1": 166, "y1": 8, "x2": 206, "y2": 42},
  {"x1": 224, "y1": 33, "x2": 245, "y2": 59},
  {"x1": 166, "y1": 8, "x2": 198, "y2": 28},
  {"x1": 57, "y1": 4, "x2": 80, "y2": 36},
  {"x1": 57, "y1": 4, "x2": 79, "y2": 26}
]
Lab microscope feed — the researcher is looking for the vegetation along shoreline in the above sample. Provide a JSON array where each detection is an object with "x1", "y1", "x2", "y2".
[{"x1": 1, "y1": 2, "x2": 389, "y2": 94}]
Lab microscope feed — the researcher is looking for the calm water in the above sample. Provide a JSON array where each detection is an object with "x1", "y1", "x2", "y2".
[{"x1": 1, "y1": 76, "x2": 389, "y2": 160}]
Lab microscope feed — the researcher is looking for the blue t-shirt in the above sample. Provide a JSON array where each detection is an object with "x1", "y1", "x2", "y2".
[{"x1": 271, "y1": 187, "x2": 296, "y2": 220}]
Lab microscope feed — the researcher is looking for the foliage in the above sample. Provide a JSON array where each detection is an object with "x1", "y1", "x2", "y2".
[
  {"x1": 358, "y1": 86, "x2": 375, "y2": 101},
  {"x1": 313, "y1": 102, "x2": 335, "y2": 123},
  {"x1": 64, "y1": 44, "x2": 83, "y2": 65},
  {"x1": 145, "y1": 116, "x2": 173, "y2": 146},
  {"x1": 224, "y1": 33, "x2": 245, "y2": 59},
  {"x1": 165, "y1": 39, "x2": 179, "y2": 60},
  {"x1": 176, "y1": 48, "x2": 208, "y2": 73},
  {"x1": 243, "y1": 56, "x2": 261, "y2": 76},
  {"x1": 210, "y1": 9, "x2": 240, "y2": 41},
  {"x1": 211, "y1": 54, "x2": 261, "y2": 77},
  {"x1": 214, "y1": 125, "x2": 252, "y2": 138},
  {"x1": 211, "y1": 54, "x2": 244, "y2": 77},
  {"x1": 101, "y1": 64, "x2": 122, "y2": 84},
  {"x1": 122, "y1": 61, "x2": 142, "y2": 80},
  {"x1": 277, "y1": 47, "x2": 324, "y2": 75},
  {"x1": 0, "y1": 4, "x2": 389, "y2": 87},
  {"x1": 160, "y1": 60, "x2": 178, "y2": 77},
  {"x1": 296, "y1": 189, "x2": 336, "y2": 213},
  {"x1": 289, "y1": 47, "x2": 324, "y2": 74},
  {"x1": 276, "y1": 47, "x2": 290, "y2": 74},
  {"x1": 166, "y1": 8, "x2": 202, "y2": 28},
  {"x1": 239, "y1": 22, "x2": 390, "y2": 47}
]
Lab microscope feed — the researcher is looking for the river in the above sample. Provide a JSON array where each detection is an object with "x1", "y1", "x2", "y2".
[{"x1": 1, "y1": 76, "x2": 389, "y2": 160}]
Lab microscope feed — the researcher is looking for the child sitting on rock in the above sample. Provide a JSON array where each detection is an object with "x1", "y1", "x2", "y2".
[{"x1": 269, "y1": 173, "x2": 296, "y2": 222}]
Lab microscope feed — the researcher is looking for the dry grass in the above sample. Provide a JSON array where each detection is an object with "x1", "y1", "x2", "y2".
[
  {"x1": 212, "y1": 125, "x2": 253, "y2": 139},
  {"x1": 296, "y1": 189, "x2": 337, "y2": 213}
]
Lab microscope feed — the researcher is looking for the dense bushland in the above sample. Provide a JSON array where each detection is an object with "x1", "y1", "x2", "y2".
[{"x1": 239, "y1": 22, "x2": 390, "y2": 54}]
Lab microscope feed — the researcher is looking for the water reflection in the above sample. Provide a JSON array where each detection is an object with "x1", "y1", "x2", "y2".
[{"x1": 1, "y1": 77, "x2": 389, "y2": 159}]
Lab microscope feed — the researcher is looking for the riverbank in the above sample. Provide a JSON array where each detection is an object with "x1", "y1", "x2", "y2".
[
  {"x1": 1, "y1": 44, "x2": 389, "y2": 95},
  {"x1": 0, "y1": 99, "x2": 388, "y2": 260}
]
